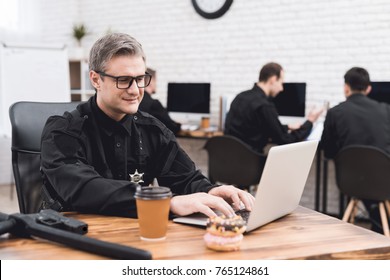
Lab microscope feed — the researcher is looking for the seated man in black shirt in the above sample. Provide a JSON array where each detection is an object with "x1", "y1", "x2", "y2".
[
  {"x1": 321, "y1": 67, "x2": 390, "y2": 233},
  {"x1": 40, "y1": 33, "x2": 254, "y2": 218},
  {"x1": 224, "y1": 62, "x2": 322, "y2": 153},
  {"x1": 139, "y1": 67, "x2": 181, "y2": 134}
]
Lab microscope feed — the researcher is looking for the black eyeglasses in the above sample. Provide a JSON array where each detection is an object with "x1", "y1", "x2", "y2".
[{"x1": 96, "y1": 71, "x2": 152, "y2": 89}]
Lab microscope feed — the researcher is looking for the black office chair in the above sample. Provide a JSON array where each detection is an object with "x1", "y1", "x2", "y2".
[
  {"x1": 203, "y1": 135, "x2": 266, "y2": 190},
  {"x1": 334, "y1": 145, "x2": 390, "y2": 237},
  {"x1": 9, "y1": 101, "x2": 80, "y2": 214}
]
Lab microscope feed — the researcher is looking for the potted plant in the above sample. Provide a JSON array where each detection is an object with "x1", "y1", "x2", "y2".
[{"x1": 72, "y1": 23, "x2": 88, "y2": 47}]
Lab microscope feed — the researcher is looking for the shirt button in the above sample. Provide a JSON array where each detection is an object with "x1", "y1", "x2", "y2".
[
  {"x1": 118, "y1": 174, "x2": 123, "y2": 178},
  {"x1": 134, "y1": 116, "x2": 138, "y2": 121},
  {"x1": 116, "y1": 142, "x2": 121, "y2": 148}
]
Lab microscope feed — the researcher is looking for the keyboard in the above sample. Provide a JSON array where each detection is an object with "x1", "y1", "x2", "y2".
[
  {"x1": 173, "y1": 208, "x2": 251, "y2": 227},
  {"x1": 181, "y1": 124, "x2": 199, "y2": 131}
]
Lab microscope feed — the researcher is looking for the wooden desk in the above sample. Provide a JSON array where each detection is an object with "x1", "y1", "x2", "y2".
[
  {"x1": 1, "y1": 206, "x2": 390, "y2": 260},
  {"x1": 177, "y1": 129, "x2": 223, "y2": 139}
]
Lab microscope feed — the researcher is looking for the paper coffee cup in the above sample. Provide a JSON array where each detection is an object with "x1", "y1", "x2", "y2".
[
  {"x1": 201, "y1": 117, "x2": 210, "y2": 129},
  {"x1": 135, "y1": 186, "x2": 172, "y2": 241}
]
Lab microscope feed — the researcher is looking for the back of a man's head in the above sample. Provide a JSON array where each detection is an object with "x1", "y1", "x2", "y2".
[
  {"x1": 146, "y1": 67, "x2": 156, "y2": 94},
  {"x1": 259, "y1": 62, "x2": 283, "y2": 82},
  {"x1": 344, "y1": 67, "x2": 370, "y2": 92}
]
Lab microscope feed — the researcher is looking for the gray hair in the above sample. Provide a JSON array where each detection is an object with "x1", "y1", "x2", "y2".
[
  {"x1": 146, "y1": 67, "x2": 156, "y2": 76},
  {"x1": 89, "y1": 33, "x2": 146, "y2": 72}
]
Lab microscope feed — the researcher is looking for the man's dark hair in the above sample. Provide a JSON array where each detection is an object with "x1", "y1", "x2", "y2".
[
  {"x1": 344, "y1": 67, "x2": 370, "y2": 92},
  {"x1": 259, "y1": 62, "x2": 283, "y2": 82},
  {"x1": 146, "y1": 67, "x2": 156, "y2": 76}
]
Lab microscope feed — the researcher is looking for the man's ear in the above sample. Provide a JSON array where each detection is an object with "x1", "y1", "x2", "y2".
[
  {"x1": 268, "y1": 75, "x2": 277, "y2": 84},
  {"x1": 90, "y1": 71, "x2": 100, "y2": 89},
  {"x1": 364, "y1": 85, "x2": 372, "y2": 96},
  {"x1": 344, "y1": 84, "x2": 351, "y2": 97}
]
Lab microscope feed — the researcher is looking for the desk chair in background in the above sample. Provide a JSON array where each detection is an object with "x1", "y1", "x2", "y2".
[
  {"x1": 9, "y1": 101, "x2": 79, "y2": 214},
  {"x1": 203, "y1": 135, "x2": 266, "y2": 191},
  {"x1": 334, "y1": 145, "x2": 390, "y2": 237}
]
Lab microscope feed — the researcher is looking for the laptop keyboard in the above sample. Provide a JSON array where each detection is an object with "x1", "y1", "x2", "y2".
[{"x1": 235, "y1": 209, "x2": 250, "y2": 222}]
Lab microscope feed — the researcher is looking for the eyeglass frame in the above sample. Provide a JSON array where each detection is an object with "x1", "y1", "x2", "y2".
[{"x1": 95, "y1": 70, "x2": 152, "y2": 89}]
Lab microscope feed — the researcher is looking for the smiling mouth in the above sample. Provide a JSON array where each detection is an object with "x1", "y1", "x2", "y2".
[{"x1": 123, "y1": 97, "x2": 138, "y2": 103}]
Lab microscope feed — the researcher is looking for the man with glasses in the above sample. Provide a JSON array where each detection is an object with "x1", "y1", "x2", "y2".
[{"x1": 40, "y1": 33, "x2": 254, "y2": 218}]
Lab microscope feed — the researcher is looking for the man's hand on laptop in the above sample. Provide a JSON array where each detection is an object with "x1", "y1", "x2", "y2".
[
  {"x1": 208, "y1": 185, "x2": 255, "y2": 212},
  {"x1": 170, "y1": 186, "x2": 255, "y2": 218},
  {"x1": 170, "y1": 193, "x2": 236, "y2": 218}
]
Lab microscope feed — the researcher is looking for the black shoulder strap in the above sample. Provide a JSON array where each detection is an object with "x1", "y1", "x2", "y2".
[
  {"x1": 70, "y1": 108, "x2": 81, "y2": 118},
  {"x1": 65, "y1": 108, "x2": 87, "y2": 136}
]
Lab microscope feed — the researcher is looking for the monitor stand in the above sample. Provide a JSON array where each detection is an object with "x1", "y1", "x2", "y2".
[{"x1": 169, "y1": 112, "x2": 210, "y2": 126}]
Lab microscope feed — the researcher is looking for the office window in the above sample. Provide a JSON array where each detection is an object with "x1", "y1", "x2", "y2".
[
  {"x1": 0, "y1": 0, "x2": 19, "y2": 30},
  {"x1": 0, "y1": 0, "x2": 40, "y2": 36}
]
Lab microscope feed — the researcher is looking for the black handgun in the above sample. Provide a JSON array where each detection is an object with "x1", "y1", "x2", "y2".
[
  {"x1": 0, "y1": 210, "x2": 151, "y2": 260},
  {"x1": 34, "y1": 209, "x2": 88, "y2": 235}
]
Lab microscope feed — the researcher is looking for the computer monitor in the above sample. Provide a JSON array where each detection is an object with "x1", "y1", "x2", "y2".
[
  {"x1": 368, "y1": 82, "x2": 390, "y2": 104},
  {"x1": 167, "y1": 82, "x2": 210, "y2": 124},
  {"x1": 272, "y1": 82, "x2": 306, "y2": 117}
]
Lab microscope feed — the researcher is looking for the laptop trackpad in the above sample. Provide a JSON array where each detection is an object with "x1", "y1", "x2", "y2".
[
  {"x1": 173, "y1": 213, "x2": 208, "y2": 227},
  {"x1": 172, "y1": 209, "x2": 251, "y2": 227}
]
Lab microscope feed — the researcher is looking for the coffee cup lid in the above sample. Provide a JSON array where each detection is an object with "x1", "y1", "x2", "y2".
[{"x1": 135, "y1": 186, "x2": 172, "y2": 200}]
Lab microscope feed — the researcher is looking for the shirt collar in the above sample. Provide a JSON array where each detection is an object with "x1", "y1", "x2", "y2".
[
  {"x1": 347, "y1": 92, "x2": 366, "y2": 100},
  {"x1": 91, "y1": 96, "x2": 133, "y2": 136},
  {"x1": 252, "y1": 83, "x2": 267, "y2": 97}
]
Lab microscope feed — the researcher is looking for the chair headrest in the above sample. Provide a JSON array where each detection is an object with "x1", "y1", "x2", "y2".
[{"x1": 9, "y1": 101, "x2": 79, "y2": 152}]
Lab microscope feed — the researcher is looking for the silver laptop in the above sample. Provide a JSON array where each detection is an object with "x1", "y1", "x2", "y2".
[{"x1": 173, "y1": 140, "x2": 318, "y2": 232}]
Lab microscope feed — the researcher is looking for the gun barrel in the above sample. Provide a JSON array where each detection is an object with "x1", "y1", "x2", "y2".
[
  {"x1": 37, "y1": 209, "x2": 88, "y2": 235},
  {"x1": 0, "y1": 212, "x2": 9, "y2": 222},
  {"x1": 28, "y1": 222, "x2": 152, "y2": 260},
  {"x1": 0, "y1": 219, "x2": 17, "y2": 236}
]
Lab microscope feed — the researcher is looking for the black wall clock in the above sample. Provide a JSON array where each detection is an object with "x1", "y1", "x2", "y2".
[{"x1": 191, "y1": 0, "x2": 233, "y2": 19}]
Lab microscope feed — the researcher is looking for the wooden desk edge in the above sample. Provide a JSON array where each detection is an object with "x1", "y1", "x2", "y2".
[
  {"x1": 294, "y1": 246, "x2": 390, "y2": 260},
  {"x1": 177, "y1": 129, "x2": 223, "y2": 139},
  {"x1": 2, "y1": 207, "x2": 390, "y2": 260}
]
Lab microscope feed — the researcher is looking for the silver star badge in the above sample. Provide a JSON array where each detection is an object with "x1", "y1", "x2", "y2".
[{"x1": 129, "y1": 169, "x2": 144, "y2": 183}]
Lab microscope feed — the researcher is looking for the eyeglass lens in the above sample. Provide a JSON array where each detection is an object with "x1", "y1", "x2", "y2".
[{"x1": 117, "y1": 75, "x2": 151, "y2": 89}]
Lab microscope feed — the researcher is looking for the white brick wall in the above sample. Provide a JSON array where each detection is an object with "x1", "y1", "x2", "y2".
[
  {"x1": 2, "y1": 0, "x2": 390, "y2": 192},
  {"x1": 38, "y1": 0, "x2": 390, "y2": 125}
]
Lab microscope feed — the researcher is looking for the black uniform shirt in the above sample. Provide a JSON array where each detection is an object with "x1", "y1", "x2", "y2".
[
  {"x1": 139, "y1": 92, "x2": 181, "y2": 134},
  {"x1": 40, "y1": 95, "x2": 213, "y2": 217},
  {"x1": 321, "y1": 93, "x2": 390, "y2": 159},
  {"x1": 224, "y1": 84, "x2": 313, "y2": 153}
]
